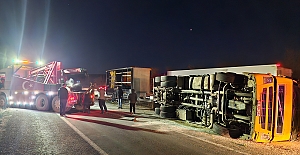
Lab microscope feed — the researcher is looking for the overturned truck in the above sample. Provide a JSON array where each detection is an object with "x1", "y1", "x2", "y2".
[{"x1": 153, "y1": 64, "x2": 300, "y2": 142}]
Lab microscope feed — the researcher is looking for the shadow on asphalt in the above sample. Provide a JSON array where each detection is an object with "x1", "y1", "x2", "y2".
[
  {"x1": 66, "y1": 108, "x2": 164, "y2": 120},
  {"x1": 65, "y1": 114, "x2": 167, "y2": 134}
]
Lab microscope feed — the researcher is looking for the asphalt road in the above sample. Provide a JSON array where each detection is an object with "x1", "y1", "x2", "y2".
[{"x1": 0, "y1": 103, "x2": 299, "y2": 155}]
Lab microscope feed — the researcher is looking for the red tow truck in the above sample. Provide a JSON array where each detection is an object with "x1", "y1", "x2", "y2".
[{"x1": 0, "y1": 60, "x2": 94, "y2": 112}]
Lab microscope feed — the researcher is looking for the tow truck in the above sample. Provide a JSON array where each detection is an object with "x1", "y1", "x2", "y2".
[{"x1": 0, "y1": 60, "x2": 94, "y2": 112}]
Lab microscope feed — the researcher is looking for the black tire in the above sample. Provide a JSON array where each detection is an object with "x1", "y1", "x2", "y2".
[
  {"x1": 160, "y1": 81, "x2": 177, "y2": 87},
  {"x1": 154, "y1": 77, "x2": 161, "y2": 83},
  {"x1": 160, "y1": 105, "x2": 176, "y2": 113},
  {"x1": 155, "y1": 107, "x2": 160, "y2": 115},
  {"x1": 51, "y1": 96, "x2": 60, "y2": 113},
  {"x1": 160, "y1": 76, "x2": 177, "y2": 82},
  {"x1": 0, "y1": 95, "x2": 6, "y2": 109},
  {"x1": 154, "y1": 82, "x2": 160, "y2": 87},
  {"x1": 216, "y1": 72, "x2": 236, "y2": 83},
  {"x1": 160, "y1": 111, "x2": 176, "y2": 118},
  {"x1": 35, "y1": 94, "x2": 50, "y2": 111},
  {"x1": 229, "y1": 129, "x2": 243, "y2": 139}
]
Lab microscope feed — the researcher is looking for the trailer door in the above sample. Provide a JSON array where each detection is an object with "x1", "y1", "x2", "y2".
[
  {"x1": 253, "y1": 74, "x2": 275, "y2": 142},
  {"x1": 272, "y1": 76, "x2": 293, "y2": 141},
  {"x1": 253, "y1": 74, "x2": 293, "y2": 142}
]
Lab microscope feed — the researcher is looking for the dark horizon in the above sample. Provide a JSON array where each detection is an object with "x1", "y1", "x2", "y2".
[{"x1": 0, "y1": 0, "x2": 299, "y2": 75}]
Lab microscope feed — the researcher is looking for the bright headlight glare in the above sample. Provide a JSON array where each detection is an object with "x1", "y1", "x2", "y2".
[
  {"x1": 47, "y1": 91, "x2": 54, "y2": 96},
  {"x1": 15, "y1": 91, "x2": 18, "y2": 94},
  {"x1": 9, "y1": 96, "x2": 13, "y2": 100}
]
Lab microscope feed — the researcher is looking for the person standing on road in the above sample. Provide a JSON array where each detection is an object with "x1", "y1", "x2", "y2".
[
  {"x1": 58, "y1": 83, "x2": 68, "y2": 117},
  {"x1": 98, "y1": 87, "x2": 107, "y2": 114},
  {"x1": 83, "y1": 90, "x2": 91, "y2": 114},
  {"x1": 128, "y1": 89, "x2": 138, "y2": 114},
  {"x1": 117, "y1": 86, "x2": 123, "y2": 109}
]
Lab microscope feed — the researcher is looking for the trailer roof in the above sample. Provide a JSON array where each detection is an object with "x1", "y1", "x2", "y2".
[
  {"x1": 106, "y1": 67, "x2": 151, "y2": 72},
  {"x1": 167, "y1": 64, "x2": 292, "y2": 76}
]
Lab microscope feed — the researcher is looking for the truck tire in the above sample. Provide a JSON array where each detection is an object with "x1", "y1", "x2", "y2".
[
  {"x1": 154, "y1": 82, "x2": 160, "y2": 87},
  {"x1": 160, "y1": 111, "x2": 176, "y2": 118},
  {"x1": 154, "y1": 77, "x2": 161, "y2": 83},
  {"x1": 35, "y1": 94, "x2": 50, "y2": 111},
  {"x1": 0, "y1": 95, "x2": 6, "y2": 109},
  {"x1": 160, "y1": 81, "x2": 177, "y2": 87},
  {"x1": 160, "y1": 105, "x2": 176, "y2": 113},
  {"x1": 160, "y1": 76, "x2": 177, "y2": 82},
  {"x1": 51, "y1": 96, "x2": 60, "y2": 113}
]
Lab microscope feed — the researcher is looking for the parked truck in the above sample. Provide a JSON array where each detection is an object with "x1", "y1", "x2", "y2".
[
  {"x1": 106, "y1": 67, "x2": 151, "y2": 100},
  {"x1": 153, "y1": 64, "x2": 300, "y2": 142},
  {"x1": 0, "y1": 61, "x2": 95, "y2": 112}
]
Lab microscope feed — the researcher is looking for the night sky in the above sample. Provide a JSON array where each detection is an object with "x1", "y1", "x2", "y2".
[{"x1": 0, "y1": 0, "x2": 299, "y2": 74}]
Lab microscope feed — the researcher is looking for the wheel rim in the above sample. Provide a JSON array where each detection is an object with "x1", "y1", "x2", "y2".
[
  {"x1": 51, "y1": 96, "x2": 60, "y2": 113},
  {"x1": 35, "y1": 94, "x2": 49, "y2": 111}
]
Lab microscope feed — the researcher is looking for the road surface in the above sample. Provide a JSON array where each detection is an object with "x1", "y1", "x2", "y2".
[{"x1": 0, "y1": 103, "x2": 300, "y2": 155}]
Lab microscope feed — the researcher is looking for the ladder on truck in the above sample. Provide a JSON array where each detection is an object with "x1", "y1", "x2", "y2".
[{"x1": 29, "y1": 61, "x2": 62, "y2": 84}]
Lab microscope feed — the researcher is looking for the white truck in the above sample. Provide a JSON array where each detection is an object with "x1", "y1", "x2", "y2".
[{"x1": 153, "y1": 64, "x2": 300, "y2": 142}]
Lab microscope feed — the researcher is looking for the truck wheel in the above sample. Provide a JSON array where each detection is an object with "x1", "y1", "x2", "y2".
[
  {"x1": 154, "y1": 77, "x2": 161, "y2": 82},
  {"x1": 154, "y1": 82, "x2": 160, "y2": 87},
  {"x1": 0, "y1": 95, "x2": 6, "y2": 109},
  {"x1": 75, "y1": 104, "x2": 84, "y2": 111},
  {"x1": 160, "y1": 111, "x2": 176, "y2": 118},
  {"x1": 229, "y1": 129, "x2": 243, "y2": 139},
  {"x1": 160, "y1": 81, "x2": 177, "y2": 87},
  {"x1": 51, "y1": 96, "x2": 60, "y2": 113},
  {"x1": 35, "y1": 94, "x2": 49, "y2": 111},
  {"x1": 160, "y1": 76, "x2": 177, "y2": 82},
  {"x1": 160, "y1": 105, "x2": 176, "y2": 113}
]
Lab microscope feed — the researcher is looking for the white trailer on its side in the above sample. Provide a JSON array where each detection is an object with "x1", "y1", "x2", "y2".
[{"x1": 167, "y1": 64, "x2": 292, "y2": 77}]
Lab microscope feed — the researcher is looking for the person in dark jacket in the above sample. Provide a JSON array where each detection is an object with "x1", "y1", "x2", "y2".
[
  {"x1": 58, "y1": 83, "x2": 69, "y2": 116},
  {"x1": 128, "y1": 89, "x2": 138, "y2": 114},
  {"x1": 83, "y1": 90, "x2": 91, "y2": 113},
  {"x1": 117, "y1": 86, "x2": 123, "y2": 109}
]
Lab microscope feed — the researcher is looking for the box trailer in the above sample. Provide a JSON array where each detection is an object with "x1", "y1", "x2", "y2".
[{"x1": 106, "y1": 67, "x2": 151, "y2": 100}]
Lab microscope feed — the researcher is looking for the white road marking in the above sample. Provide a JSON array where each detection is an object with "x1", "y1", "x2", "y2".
[
  {"x1": 175, "y1": 130, "x2": 251, "y2": 155},
  {"x1": 59, "y1": 114, "x2": 108, "y2": 155}
]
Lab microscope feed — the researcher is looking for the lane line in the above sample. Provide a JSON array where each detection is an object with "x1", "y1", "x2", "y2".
[
  {"x1": 59, "y1": 114, "x2": 108, "y2": 155},
  {"x1": 175, "y1": 130, "x2": 250, "y2": 155}
]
